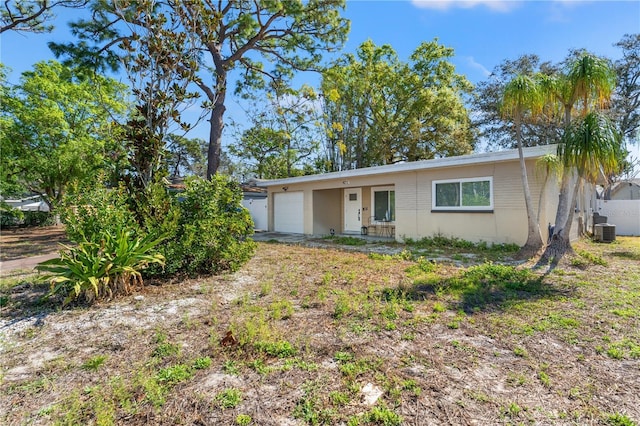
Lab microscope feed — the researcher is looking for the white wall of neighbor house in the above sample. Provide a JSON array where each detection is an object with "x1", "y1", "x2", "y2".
[
  {"x1": 611, "y1": 182, "x2": 640, "y2": 200},
  {"x1": 242, "y1": 198, "x2": 268, "y2": 231},
  {"x1": 596, "y1": 199, "x2": 640, "y2": 236}
]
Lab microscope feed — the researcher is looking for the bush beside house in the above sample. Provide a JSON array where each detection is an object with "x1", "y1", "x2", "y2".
[{"x1": 47, "y1": 175, "x2": 256, "y2": 304}]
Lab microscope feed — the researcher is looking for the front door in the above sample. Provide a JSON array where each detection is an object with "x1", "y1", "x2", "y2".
[{"x1": 344, "y1": 188, "x2": 362, "y2": 233}]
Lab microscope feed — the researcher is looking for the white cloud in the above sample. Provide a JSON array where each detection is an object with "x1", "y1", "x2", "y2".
[
  {"x1": 546, "y1": 0, "x2": 585, "y2": 23},
  {"x1": 410, "y1": 0, "x2": 520, "y2": 12},
  {"x1": 464, "y1": 56, "x2": 491, "y2": 78}
]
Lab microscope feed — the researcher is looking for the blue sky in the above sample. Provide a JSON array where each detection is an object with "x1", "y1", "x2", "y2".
[{"x1": 1, "y1": 0, "x2": 639, "y2": 161}]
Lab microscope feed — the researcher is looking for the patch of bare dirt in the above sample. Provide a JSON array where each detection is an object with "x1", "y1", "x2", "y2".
[{"x1": 1, "y1": 238, "x2": 639, "y2": 425}]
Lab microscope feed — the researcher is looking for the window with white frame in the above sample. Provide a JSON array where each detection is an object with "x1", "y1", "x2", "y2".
[
  {"x1": 371, "y1": 186, "x2": 395, "y2": 221},
  {"x1": 432, "y1": 177, "x2": 493, "y2": 211}
]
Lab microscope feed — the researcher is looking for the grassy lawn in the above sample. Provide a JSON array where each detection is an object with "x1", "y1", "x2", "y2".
[{"x1": 1, "y1": 236, "x2": 639, "y2": 425}]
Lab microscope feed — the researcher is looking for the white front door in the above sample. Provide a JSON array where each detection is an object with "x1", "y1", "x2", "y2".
[{"x1": 344, "y1": 188, "x2": 362, "y2": 233}]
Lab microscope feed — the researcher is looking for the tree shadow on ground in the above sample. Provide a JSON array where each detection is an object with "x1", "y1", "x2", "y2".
[
  {"x1": 0, "y1": 227, "x2": 68, "y2": 261},
  {"x1": 0, "y1": 281, "x2": 59, "y2": 329},
  {"x1": 405, "y1": 263, "x2": 574, "y2": 314}
]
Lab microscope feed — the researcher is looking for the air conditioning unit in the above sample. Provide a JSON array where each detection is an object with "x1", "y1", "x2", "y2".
[
  {"x1": 594, "y1": 224, "x2": 616, "y2": 243},
  {"x1": 592, "y1": 213, "x2": 608, "y2": 235}
]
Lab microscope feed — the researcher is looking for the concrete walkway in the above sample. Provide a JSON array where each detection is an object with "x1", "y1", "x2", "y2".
[
  {"x1": 0, "y1": 253, "x2": 58, "y2": 276},
  {"x1": 251, "y1": 231, "x2": 396, "y2": 244},
  {"x1": 250, "y1": 231, "x2": 405, "y2": 256}
]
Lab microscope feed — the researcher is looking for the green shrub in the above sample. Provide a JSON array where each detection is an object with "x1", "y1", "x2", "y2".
[
  {"x1": 58, "y1": 175, "x2": 254, "y2": 279},
  {"x1": 236, "y1": 414, "x2": 252, "y2": 425},
  {"x1": 60, "y1": 181, "x2": 140, "y2": 244},
  {"x1": 405, "y1": 234, "x2": 518, "y2": 253},
  {"x1": 158, "y1": 176, "x2": 256, "y2": 276},
  {"x1": 254, "y1": 340, "x2": 296, "y2": 358},
  {"x1": 215, "y1": 388, "x2": 242, "y2": 409},
  {"x1": 23, "y1": 211, "x2": 54, "y2": 227},
  {"x1": 156, "y1": 364, "x2": 193, "y2": 385},
  {"x1": 363, "y1": 405, "x2": 403, "y2": 425},
  {"x1": 0, "y1": 203, "x2": 24, "y2": 228},
  {"x1": 605, "y1": 413, "x2": 637, "y2": 426},
  {"x1": 37, "y1": 229, "x2": 165, "y2": 304}
]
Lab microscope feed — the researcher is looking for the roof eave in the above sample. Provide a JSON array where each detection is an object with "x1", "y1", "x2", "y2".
[{"x1": 257, "y1": 145, "x2": 557, "y2": 188}]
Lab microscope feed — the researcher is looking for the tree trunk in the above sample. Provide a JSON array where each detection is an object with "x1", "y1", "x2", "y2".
[
  {"x1": 205, "y1": 46, "x2": 227, "y2": 179},
  {"x1": 536, "y1": 173, "x2": 549, "y2": 227},
  {"x1": 207, "y1": 100, "x2": 225, "y2": 178},
  {"x1": 539, "y1": 170, "x2": 579, "y2": 263},
  {"x1": 515, "y1": 119, "x2": 543, "y2": 259}
]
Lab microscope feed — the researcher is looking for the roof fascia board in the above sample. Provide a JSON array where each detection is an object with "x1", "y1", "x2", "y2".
[{"x1": 258, "y1": 145, "x2": 557, "y2": 188}]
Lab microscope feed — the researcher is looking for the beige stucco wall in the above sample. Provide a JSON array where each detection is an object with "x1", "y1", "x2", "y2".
[
  {"x1": 392, "y1": 158, "x2": 551, "y2": 245},
  {"x1": 264, "y1": 152, "x2": 570, "y2": 246},
  {"x1": 312, "y1": 189, "x2": 341, "y2": 235}
]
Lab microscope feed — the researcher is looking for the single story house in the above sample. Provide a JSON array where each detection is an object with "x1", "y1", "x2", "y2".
[
  {"x1": 1, "y1": 195, "x2": 50, "y2": 212},
  {"x1": 608, "y1": 179, "x2": 640, "y2": 201},
  {"x1": 257, "y1": 145, "x2": 595, "y2": 246}
]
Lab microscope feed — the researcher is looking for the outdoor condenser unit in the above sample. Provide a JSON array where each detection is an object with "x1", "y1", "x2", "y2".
[
  {"x1": 592, "y1": 213, "x2": 608, "y2": 235},
  {"x1": 594, "y1": 224, "x2": 616, "y2": 243}
]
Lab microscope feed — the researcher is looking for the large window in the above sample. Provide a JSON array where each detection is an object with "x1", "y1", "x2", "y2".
[
  {"x1": 372, "y1": 186, "x2": 395, "y2": 221},
  {"x1": 432, "y1": 177, "x2": 493, "y2": 211}
]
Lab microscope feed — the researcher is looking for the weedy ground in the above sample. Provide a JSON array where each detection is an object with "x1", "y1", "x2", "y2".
[{"x1": 0, "y1": 227, "x2": 639, "y2": 425}]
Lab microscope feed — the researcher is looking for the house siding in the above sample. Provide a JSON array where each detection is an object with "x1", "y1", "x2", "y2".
[{"x1": 261, "y1": 146, "x2": 590, "y2": 246}]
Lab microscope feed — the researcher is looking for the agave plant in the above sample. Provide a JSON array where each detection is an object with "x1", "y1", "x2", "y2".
[{"x1": 37, "y1": 229, "x2": 165, "y2": 305}]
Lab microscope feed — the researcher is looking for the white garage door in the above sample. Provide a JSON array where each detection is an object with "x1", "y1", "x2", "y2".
[{"x1": 274, "y1": 192, "x2": 304, "y2": 233}]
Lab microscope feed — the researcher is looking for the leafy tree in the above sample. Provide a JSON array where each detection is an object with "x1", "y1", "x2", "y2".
[
  {"x1": 165, "y1": 135, "x2": 207, "y2": 178},
  {"x1": 321, "y1": 39, "x2": 474, "y2": 170},
  {"x1": 0, "y1": 0, "x2": 87, "y2": 33},
  {"x1": 51, "y1": 0, "x2": 350, "y2": 178},
  {"x1": 231, "y1": 83, "x2": 321, "y2": 179},
  {"x1": 612, "y1": 33, "x2": 640, "y2": 145},
  {"x1": 472, "y1": 54, "x2": 563, "y2": 151},
  {"x1": 232, "y1": 125, "x2": 290, "y2": 179},
  {"x1": 501, "y1": 74, "x2": 546, "y2": 256},
  {"x1": 0, "y1": 64, "x2": 23, "y2": 197},
  {"x1": 0, "y1": 61, "x2": 129, "y2": 209}
]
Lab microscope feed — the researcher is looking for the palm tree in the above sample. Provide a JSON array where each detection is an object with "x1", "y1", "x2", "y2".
[
  {"x1": 541, "y1": 53, "x2": 618, "y2": 262},
  {"x1": 500, "y1": 74, "x2": 545, "y2": 257},
  {"x1": 534, "y1": 153, "x2": 561, "y2": 235}
]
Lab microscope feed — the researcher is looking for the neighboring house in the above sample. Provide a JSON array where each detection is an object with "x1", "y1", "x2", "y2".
[
  {"x1": 595, "y1": 179, "x2": 640, "y2": 236},
  {"x1": 2, "y1": 195, "x2": 50, "y2": 212},
  {"x1": 257, "y1": 145, "x2": 596, "y2": 246},
  {"x1": 609, "y1": 179, "x2": 640, "y2": 200},
  {"x1": 241, "y1": 181, "x2": 268, "y2": 231}
]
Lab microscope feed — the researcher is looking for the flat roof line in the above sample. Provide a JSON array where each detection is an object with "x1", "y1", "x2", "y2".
[{"x1": 258, "y1": 145, "x2": 556, "y2": 187}]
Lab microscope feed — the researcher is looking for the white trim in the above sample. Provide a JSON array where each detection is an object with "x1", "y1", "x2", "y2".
[
  {"x1": 432, "y1": 176, "x2": 494, "y2": 211},
  {"x1": 257, "y1": 145, "x2": 555, "y2": 188}
]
